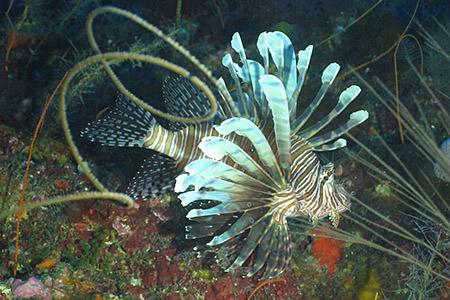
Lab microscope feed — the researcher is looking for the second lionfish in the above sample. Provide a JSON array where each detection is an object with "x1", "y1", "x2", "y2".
[{"x1": 82, "y1": 31, "x2": 368, "y2": 278}]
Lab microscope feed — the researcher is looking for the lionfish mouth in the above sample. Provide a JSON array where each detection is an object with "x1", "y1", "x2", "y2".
[{"x1": 175, "y1": 31, "x2": 368, "y2": 278}]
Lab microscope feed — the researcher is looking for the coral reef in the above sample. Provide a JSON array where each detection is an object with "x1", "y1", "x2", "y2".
[{"x1": 1, "y1": 0, "x2": 449, "y2": 299}]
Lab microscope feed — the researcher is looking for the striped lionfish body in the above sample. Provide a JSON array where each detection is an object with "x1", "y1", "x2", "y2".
[{"x1": 82, "y1": 31, "x2": 368, "y2": 278}]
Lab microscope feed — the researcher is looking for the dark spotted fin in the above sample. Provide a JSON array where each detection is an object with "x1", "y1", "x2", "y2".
[
  {"x1": 162, "y1": 75, "x2": 214, "y2": 130},
  {"x1": 126, "y1": 153, "x2": 181, "y2": 200},
  {"x1": 81, "y1": 93, "x2": 154, "y2": 147}
]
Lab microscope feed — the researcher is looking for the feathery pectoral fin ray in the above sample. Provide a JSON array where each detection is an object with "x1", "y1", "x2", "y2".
[
  {"x1": 207, "y1": 208, "x2": 269, "y2": 246},
  {"x1": 225, "y1": 215, "x2": 271, "y2": 272},
  {"x1": 182, "y1": 159, "x2": 270, "y2": 190},
  {"x1": 199, "y1": 137, "x2": 276, "y2": 187},
  {"x1": 214, "y1": 118, "x2": 284, "y2": 183}
]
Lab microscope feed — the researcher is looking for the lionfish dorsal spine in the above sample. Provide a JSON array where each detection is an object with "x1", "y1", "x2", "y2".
[
  {"x1": 265, "y1": 32, "x2": 298, "y2": 101},
  {"x1": 256, "y1": 32, "x2": 270, "y2": 73},
  {"x1": 308, "y1": 110, "x2": 369, "y2": 151},
  {"x1": 216, "y1": 77, "x2": 239, "y2": 118},
  {"x1": 299, "y1": 85, "x2": 362, "y2": 140},
  {"x1": 292, "y1": 62, "x2": 341, "y2": 133},
  {"x1": 290, "y1": 45, "x2": 313, "y2": 117},
  {"x1": 222, "y1": 54, "x2": 249, "y2": 117},
  {"x1": 259, "y1": 75, "x2": 291, "y2": 180}
]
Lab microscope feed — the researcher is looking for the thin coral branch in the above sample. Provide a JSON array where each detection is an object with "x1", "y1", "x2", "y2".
[{"x1": 14, "y1": 71, "x2": 68, "y2": 276}]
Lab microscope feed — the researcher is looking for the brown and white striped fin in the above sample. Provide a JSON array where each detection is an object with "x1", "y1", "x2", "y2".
[
  {"x1": 81, "y1": 93, "x2": 154, "y2": 147},
  {"x1": 163, "y1": 75, "x2": 214, "y2": 130},
  {"x1": 126, "y1": 153, "x2": 180, "y2": 199}
]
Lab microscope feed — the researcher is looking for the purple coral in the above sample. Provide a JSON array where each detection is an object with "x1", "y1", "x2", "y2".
[{"x1": 12, "y1": 276, "x2": 50, "y2": 300}]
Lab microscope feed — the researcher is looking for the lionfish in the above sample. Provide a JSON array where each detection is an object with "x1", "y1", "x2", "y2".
[{"x1": 82, "y1": 31, "x2": 368, "y2": 278}]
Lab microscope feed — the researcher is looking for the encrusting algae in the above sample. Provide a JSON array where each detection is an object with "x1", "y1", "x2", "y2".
[{"x1": 1, "y1": 5, "x2": 373, "y2": 296}]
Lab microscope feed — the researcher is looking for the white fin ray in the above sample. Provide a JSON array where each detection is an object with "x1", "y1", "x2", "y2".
[
  {"x1": 244, "y1": 222, "x2": 276, "y2": 277},
  {"x1": 256, "y1": 32, "x2": 270, "y2": 73},
  {"x1": 291, "y1": 45, "x2": 313, "y2": 119},
  {"x1": 183, "y1": 159, "x2": 270, "y2": 190},
  {"x1": 224, "y1": 215, "x2": 272, "y2": 272},
  {"x1": 175, "y1": 173, "x2": 205, "y2": 192},
  {"x1": 180, "y1": 190, "x2": 234, "y2": 206},
  {"x1": 176, "y1": 174, "x2": 264, "y2": 194},
  {"x1": 180, "y1": 190, "x2": 257, "y2": 207},
  {"x1": 199, "y1": 137, "x2": 277, "y2": 187},
  {"x1": 187, "y1": 200, "x2": 268, "y2": 218},
  {"x1": 299, "y1": 85, "x2": 362, "y2": 140},
  {"x1": 231, "y1": 33, "x2": 260, "y2": 120},
  {"x1": 214, "y1": 118, "x2": 284, "y2": 185},
  {"x1": 308, "y1": 110, "x2": 369, "y2": 149},
  {"x1": 207, "y1": 209, "x2": 268, "y2": 246},
  {"x1": 216, "y1": 77, "x2": 239, "y2": 118},
  {"x1": 266, "y1": 32, "x2": 297, "y2": 100},
  {"x1": 259, "y1": 75, "x2": 291, "y2": 179},
  {"x1": 293, "y1": 63, "x2": 341, "y2": 133},
  {"x1": 222, "y1": 54, "x2": 248, "y2": 116},
  {"x1": 247, "y1": 60, "x2": 266, "y2": 118},
  {"x1": 312, "y1": 138, "x2": 347, "y2": 152}
]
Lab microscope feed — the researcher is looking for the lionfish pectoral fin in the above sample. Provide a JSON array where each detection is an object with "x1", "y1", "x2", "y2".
[
  {"x1": 244, "y1": 218, "x2": 292, "y2": 279},
  {"x1": 81, "y1": 93, "x2": 154, "y2": 147},
  {"x1": 126, "y1": 153, "x2": 180, "y2": 200},
  {"x1": 290, "y1": 45, "x2": 313, "y2": 120},
  {"x1": 207, "y1": 208, "x2": 270, "y2": 246},
  {"x1": 261, "y1": 221, "x2": 291, "y2": 278}
]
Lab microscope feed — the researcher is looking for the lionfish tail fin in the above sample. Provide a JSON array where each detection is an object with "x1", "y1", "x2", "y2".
[{"x1": 81, "y1": 93, "x2": 154, "y2": 147}]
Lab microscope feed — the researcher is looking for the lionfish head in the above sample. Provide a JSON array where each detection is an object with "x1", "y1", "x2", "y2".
[
  {"x1": 176, "y1": 31, "x2": 368, "y2": 278},
  {"x1": 294, "y1": 161, "x2": 350, "y2": 227}
]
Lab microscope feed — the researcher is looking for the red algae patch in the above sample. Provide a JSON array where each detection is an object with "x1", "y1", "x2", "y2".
[{"x1": 310, "y1": 229, "x2": 346, "y2": 277}]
